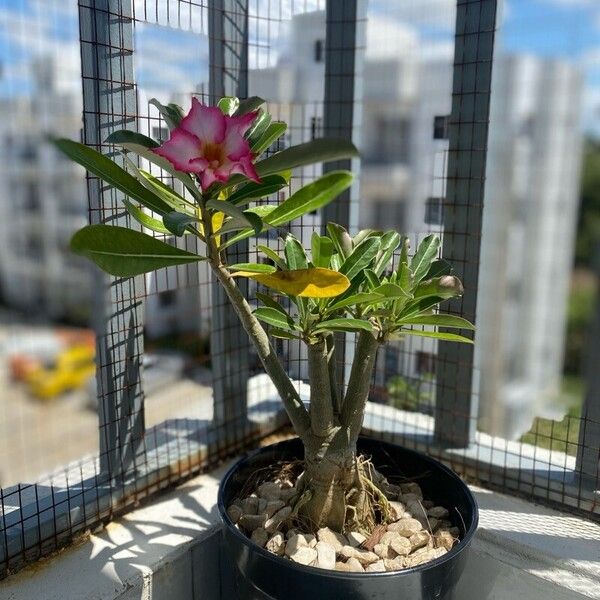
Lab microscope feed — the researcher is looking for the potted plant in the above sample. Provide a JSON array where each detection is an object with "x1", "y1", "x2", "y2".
[{"x1": 55, "y1": 96, "x2": 478, "y2": 599}]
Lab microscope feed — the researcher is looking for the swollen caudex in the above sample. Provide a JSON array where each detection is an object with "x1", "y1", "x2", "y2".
[{"x1": 227, "y1": 464, "x2": 460, "y2": 573}]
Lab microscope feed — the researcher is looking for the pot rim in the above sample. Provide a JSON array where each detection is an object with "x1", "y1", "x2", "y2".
[{"x1": 217, "y1": 435, "x2": 479, "y2": 579}]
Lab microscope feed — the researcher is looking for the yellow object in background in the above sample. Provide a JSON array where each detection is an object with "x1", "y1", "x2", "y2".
[{"x1": 26, "y1": 345, "x2": 96, "y2": 400}]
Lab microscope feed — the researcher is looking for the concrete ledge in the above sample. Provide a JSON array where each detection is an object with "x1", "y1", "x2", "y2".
[{"x1": 1, "y1": 461, "x2": 598, "y2": 600}]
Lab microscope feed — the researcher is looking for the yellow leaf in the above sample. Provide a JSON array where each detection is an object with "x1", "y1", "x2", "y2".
[
  {"x1": 198, "y1": 204, "x2": 225, "y2": 247},
  {"x1": 233, "y1": 267, "x2": 350, "y2": 298}
]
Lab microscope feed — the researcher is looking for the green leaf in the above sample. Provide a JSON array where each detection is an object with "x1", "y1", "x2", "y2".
[
  {"x1": 398, "y1": 314, "x2": 475, "y2": 329},
  {"x1": 314, "y1": 319, "x2": 373, "y2": 333},
  {"x1": 372, "y1": 283, "x2": 411, "y2": 299},
  {"x1": 411, "y1": 234, "x2": 440, "y2": 285},
  {"x1": 123, "y1": 199, "x2": 172, "y2": 234},
  {"x1": 284, "y1": 235, "x2": 308, "y2": 270},
  {"x1": 327, "y1": 222, "x2": 353, "y2": 258},
  {"x1": 247, "y1": 111, "x2": 272, "y2": 144},
  {"x1": 265, "y1": 171, "x2": 353, "y2": 227},
  {"x1": 149, "y1": 98, "x2": 184, "y2": 131},
  {"x1": 311, "y1": 233, "x2": 334, "y2": 269},
  {"x1": 340, "y1": 236, "x2": 381, "y2": 281},
  {"x1": 400, "y1": 296, "x2": 448, "y2": 319},
  {"x1": 217, "y1": 96, "x2": 240, "y2": 116},
  {"x1": 53, "y1": 138, "x2": 177, "y2": 217},
  {"x1": 373, "y1": 231, "x2": 401, "y2": 276},
  {"x1": 353, "y1": 229, "x2": 380, "y2": 246},
  {"x1": 228, "y1": 263, "x2": 276, "y2": 274},
  {"x1": 256, "y1": 292, "x2": 288, "y2": 315},
  {"x1": 255, "y1": 138, "x2": 359, "y2": 177},
  {"x1": 270, "y1": 328, "x2": 300, "y2": 340},
  {"x1": 426, "y1": 259, "x2": 453, "y2": 279},
  {"x1": 235, "y1": 96, "x2": 265, "y2": 115},
  {"x1": 327, "y1": 292, "x2": 385, "y2": 312},
  {"x1": 257, "y1": 245, "x2": 287, "y2": 271},
  {"x1": 364, "y1": 269, "x2": 381, "y2": 290},
  {"x1": 254, "y1": 307, "x2": 299, "y2": 331},
  {"x1": 70, "y1": 225, "x2": 206, "y2": 277},
  {"x1": 413, "y1": 276, "x2": 464, "y2": 300},
  {"x1": 251, "y1": 122, "x2": 287, "y2": 155},
  {"x1": 227, "y1": 175, "x2": 288, "y2": 205},
  {"x1": 399, "y1": 329, "x2": 473, "y2": 344},
  {"x1": 206, "y1": 199, "x2": 263, "y2": 236},
  {"x1": 105, "y1": 130, "x2": 199, "y2": 196},
  {"x1": 163, "y1": 211, "x2": 200, "y2": 236}
]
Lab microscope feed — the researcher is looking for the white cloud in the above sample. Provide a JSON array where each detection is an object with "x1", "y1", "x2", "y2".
[{"x1": 370, "y1": 0, "x2": 456, "y2": 32}]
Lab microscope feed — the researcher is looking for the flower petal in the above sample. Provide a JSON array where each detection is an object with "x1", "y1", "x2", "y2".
[
  {"x1": 223, "y1": 130, "x2": 252, "y2": 161},
  {"x1": 228, "y1": 110, "x2": 259, "y2": 136},
  {"x1": 180, "y1": 97, "x2": 226, "y2": 144},
  {"x1": 152, "y1": 128, "x2": 201, "y2": 173},
  {"x1": 200, "y1": 168, "x2": 219, "y2": 189},
  {"x1": 230, "y1": 156, "x2": 260, "y2": 183}
]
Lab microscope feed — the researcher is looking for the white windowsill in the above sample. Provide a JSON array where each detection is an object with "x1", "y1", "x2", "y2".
[{"x1": 1, "y1": 460, "x2": 598, "y2": 600}]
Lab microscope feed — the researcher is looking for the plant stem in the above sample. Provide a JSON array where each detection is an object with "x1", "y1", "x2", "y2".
[
  {"x1": 307, "y1": 339, "x2": 336, "y2": 436},
  {"x1": 200, "y1": 193, "x2": 312, "y2": 439},
  {"x1": 325, "y1": 333, "x2": 341, "y2": 416},
  {"x1": 341, "y1": 330, "x2": 380, "y2": 445}
]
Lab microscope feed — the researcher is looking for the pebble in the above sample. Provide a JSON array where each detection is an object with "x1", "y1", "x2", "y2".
[
  {"x1": 239, "y1": 513, "x2": 267, "y2": 532},
  {"x1": 335, "y1": 561, "x2": 355, "y2": 572},
  {"x1": 338, "y1": 545, "x2": 380, "y2": 566},
  {"x1": 384, "y1": 557, "x2": 405, "y2": 570},
  {"x1": 400, "y1": 483, "x2": 423, "y2": 499},
  {"x1": 434, "y1": 530, "x2": 456, "y2": 551},
  {"x1": 404, "y1": 547, "x2": 446, "y2": 568},
  {"x1": 241, "y1": 496, "x2": 260, "y2": 515},
  {"x1": 317, "y1": 527, "x2": 347, "y2": 551},
  {"x1": 227, "y1": 504, "x2": 243, "y2": 523},
  {"x1": 265, "y1": 499, "x2": 285, "y2": 518},
  {"x1": 346, "y1": 531, "x2": 367, "y2": 548},
  {"x1": 388, "y1": 501, "x2": 405, "y2": 520},
  {"x1": 366, "y1": 560, "x2": 386, "y2": 572},
  {"x1": 409, "y1": 530, "x2": 432, "y2": 552},
  {"x1": 315, "y1": 541, "x2": 337, "y2": 570},
  {"x1": 280, "y1": 487, "x2": 297, "y2": 502},
  {"x1": 257, "y1": 482, "x2": 281, "y2": 501},
  {"x1": 289, "y1": 545, "x2": 317, "y2": 566},
  {"x1": 266, "y1": 532, "x2": 286, "y2": 556},
  {"x1": 265, "y1": 506, "x2": 292, "y2": 533},
  {"x1": 251, "y1": 527, "x2": 269, "y2": 547},
  {"x1": 387, "y1": 518, "x2": 422, "y2": 537},
  {"x1": 428, "y1": 506, "x2": 449, "y2": 519},
  {"x1": 373, "y1": 543, "x2": 393, "y2": 559},
  {"x1": 285, "y1": 533, "x2": 316, "y2": 556},
  {"x1": 390, "y1": 535, "x2": 412, "y2": 557},
  {"x1": 345, "y1": 557, "x2": 364, "y2": 572}
]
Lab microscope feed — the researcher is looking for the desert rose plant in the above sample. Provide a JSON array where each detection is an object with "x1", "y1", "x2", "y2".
[{"x1": 54, "y1": 96, "x2": 474, "y2": 534}]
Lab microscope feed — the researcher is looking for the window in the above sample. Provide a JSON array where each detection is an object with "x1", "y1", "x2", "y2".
[
  {"x1": 425, "y1": 197, "x2": 444, "y2": 225},
  {"x1": 314, "y1": 39, "x2": 324, "y2": 62},
  {"x1": 310, "y1": 116, "x2": 322, "y2": 140},
  {"x1": 416, "y1": 351, "x2": 435, "y2": 376},
  {"x1": 433, "y1": 115, "x2": 449, "y2": 140},
  {"x1": 158, "y1": 290, "x2": 177, "y2": 307},
  {"x1": 373, "y1": 199, "x2": 406, "y2": 231},
  {"x1": 152, "y1": 125, "x2": 169, "y2": 143},
  {"x1": 372, "y1": 117, "x2": 410, "y2": 164},
  {"x1": 24, "y1": 182, "x2": 40, "y2": 211}
]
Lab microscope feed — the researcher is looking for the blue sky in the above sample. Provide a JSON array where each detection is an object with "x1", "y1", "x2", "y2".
[{"x1": 0, "y1": 0, "x2": 598, "y2": 136}]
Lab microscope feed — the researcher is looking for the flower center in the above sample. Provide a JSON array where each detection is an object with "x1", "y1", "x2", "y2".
[{"x1": 202, "y1": 142, "x2": 225, "y2": 169}]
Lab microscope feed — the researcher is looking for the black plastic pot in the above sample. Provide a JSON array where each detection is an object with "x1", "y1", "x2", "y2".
[{"x1": 218, "y1": 436, "x2": 478, "y2": 600}]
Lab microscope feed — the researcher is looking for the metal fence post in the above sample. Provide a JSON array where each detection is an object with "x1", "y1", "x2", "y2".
[
  {"x1": 434, "y1": 0, "x2": 499, "y2": 447},
  {"x1": 79, "y1": 0, "x2": 146, "y2": 479},
  {"x1": 208, "y1": 0, "x2": 251, "y2": 442},
  {"x1": 322, "y1": 0, "x2": 367, "y2": 394},
  {"x1": 576, "y1": 249, "x2": 600, "y2": 486}
]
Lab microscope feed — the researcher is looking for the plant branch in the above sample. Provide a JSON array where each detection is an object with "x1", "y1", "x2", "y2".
[
  {"x1": 340, "y1": 329, "x2": 380, "y2": 445},
  {"x1": 325, "y1": 333, "x2": 341, "y2": 416},
  {"x1": 205, "y1": 203, "x2": 311, "y2": 437},
  {"x1": 307, "y1": 339, "x2": 336, "y2": 436}
]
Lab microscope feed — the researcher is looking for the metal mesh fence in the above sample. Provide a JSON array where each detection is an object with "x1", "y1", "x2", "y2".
[{"x1": 0, "y1": 0, "x2": 598, "y2": 580}]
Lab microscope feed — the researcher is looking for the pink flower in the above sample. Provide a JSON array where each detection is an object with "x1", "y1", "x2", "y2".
[{"x1": 152, "y1": 98, "x2": 260, "y2": 190}]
